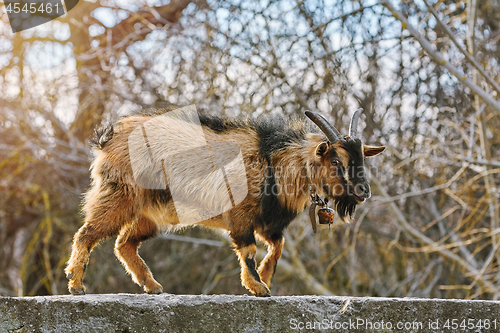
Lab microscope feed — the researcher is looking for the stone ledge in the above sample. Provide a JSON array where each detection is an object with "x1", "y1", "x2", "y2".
[{"x1": 1, "y1": 294, "x2": 499, "y2": 332}]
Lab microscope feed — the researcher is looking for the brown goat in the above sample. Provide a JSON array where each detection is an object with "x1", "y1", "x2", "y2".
[{"x1": 65, "y1": 106, "x2": 384, "y2": 296}]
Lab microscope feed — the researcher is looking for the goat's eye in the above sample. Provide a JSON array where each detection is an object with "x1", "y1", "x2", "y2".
[{"x1": 331, "y1": 159, "x2": 341, "y2": 166}]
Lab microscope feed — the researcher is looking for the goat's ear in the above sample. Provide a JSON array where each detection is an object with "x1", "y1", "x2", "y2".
[
  {"x1": 363, "y1": 145, "x2": 385, "y2": 157},
  {"x1": 315, "y1": 141, "x2": 329, "y2": 157}
]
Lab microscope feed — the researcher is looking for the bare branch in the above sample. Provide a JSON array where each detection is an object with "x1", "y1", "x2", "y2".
[
  {"x1": 381, "y1": 0, "x2": 500, "y2": 115},
  {"x1": 369, "y1": 169, "x2": 497, "y2": 293},
  {"x1": 423, "y1": 0, "x2": 500, "y2": 96}
]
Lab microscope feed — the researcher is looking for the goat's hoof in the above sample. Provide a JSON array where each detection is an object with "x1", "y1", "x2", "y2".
[
  {"x1": 69, "y1": 288, "x2": 86, "y2": 296},
  {"x1": 143, "y1": 279, "x2": 163, "y2": 294},
  {"x1": 251, "y1": 285, "x2": 271, "y2": 297},
  {"x1": 146, "y1": 287, "x2": 163, "y2": 295}
]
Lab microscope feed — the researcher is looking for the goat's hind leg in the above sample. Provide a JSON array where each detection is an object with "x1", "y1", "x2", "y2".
[
  {"x1": 65, "y1": 216, "x2": 120, "y2": 295},
  {"x1": 114, "y1": 216, "x2": 163, "y2": 294},
  {"x1": 65, "y1": 189, "x2": 133, "y2": 295}
]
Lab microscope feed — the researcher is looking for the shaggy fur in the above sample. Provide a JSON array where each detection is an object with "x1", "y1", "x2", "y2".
[{"x1": 65, "y1": 108, "x2": 384, "y2": 296}]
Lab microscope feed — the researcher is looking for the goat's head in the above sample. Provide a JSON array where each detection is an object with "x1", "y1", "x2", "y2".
[{"x1": 305, "y1": 109, "x2": 385, "y2": 222}]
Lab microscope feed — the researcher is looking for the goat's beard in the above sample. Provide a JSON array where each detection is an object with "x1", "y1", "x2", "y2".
[
  {"x1": 321, "y1": 184, "x2": 359, "y2": 223},
  {"x1": 333, "y1": 195, "x2": 358, "y2": 223}
]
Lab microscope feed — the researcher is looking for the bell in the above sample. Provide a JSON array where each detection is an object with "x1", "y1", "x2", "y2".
[{"x1": 317, "y1": 207, "x2": 335, "y2": 225}]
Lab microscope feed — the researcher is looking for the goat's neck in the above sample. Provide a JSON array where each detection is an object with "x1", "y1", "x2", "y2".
[{"x1": 270, "y1": 143, "x2": 312, "y2": 214}]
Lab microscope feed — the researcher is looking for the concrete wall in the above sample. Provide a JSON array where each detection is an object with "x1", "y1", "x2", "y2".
[{"x1": 1, "y1": 294, "x2": 499, "y2": 332}]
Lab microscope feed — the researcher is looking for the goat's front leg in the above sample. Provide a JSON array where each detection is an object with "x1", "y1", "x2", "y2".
[
  {"x1": 256, "y1": 233, "x2": 284, "y2": 288},
  {"x1": 231, "y1": 228, "x2": 271, "y2": 297}
]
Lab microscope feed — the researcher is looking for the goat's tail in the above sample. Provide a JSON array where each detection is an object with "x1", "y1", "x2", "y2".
[{"x1": 90, "y1": 124, "x2": 114, "y2": 149}]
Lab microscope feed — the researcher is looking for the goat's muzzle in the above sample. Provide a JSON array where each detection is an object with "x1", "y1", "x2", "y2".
[{"x1": 352, "y1": 182, "x2": 371, "y2": 202}]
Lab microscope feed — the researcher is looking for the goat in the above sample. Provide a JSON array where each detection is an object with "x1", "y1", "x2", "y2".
[{"x1": 65, "y1": 106, "x2": 385, "y2": 296}]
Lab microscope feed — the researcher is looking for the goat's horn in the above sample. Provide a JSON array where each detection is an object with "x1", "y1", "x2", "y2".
[
  {"x1": 305, "y1": 111, "x2": 344, "y2": 143},
  {"x1": 349, "y1": 108, "x2": 363, "y2": 139}
]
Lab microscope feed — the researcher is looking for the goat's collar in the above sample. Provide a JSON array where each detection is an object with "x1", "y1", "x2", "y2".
[{"x1": 308, "y1": 186, "x2": 335, "y2": 233}]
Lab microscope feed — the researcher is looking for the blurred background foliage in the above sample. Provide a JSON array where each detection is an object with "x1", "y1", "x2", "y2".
[{"x1": 1, "y1": 0, "x2": 499, "y2": 299}]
